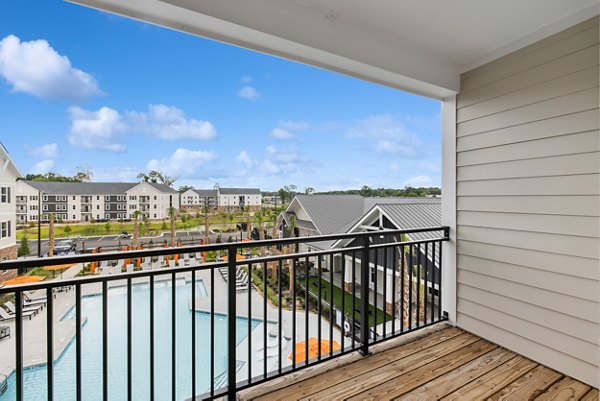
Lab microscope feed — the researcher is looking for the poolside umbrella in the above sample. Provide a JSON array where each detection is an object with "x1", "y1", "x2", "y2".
[
  {"x1": 43, "y1": 263, "x2": 74, "y2": 279},
  {"x1": 289, "y1": 338, "x2": 341, "y2": 363},
  {"x1": 90, "y1": 248, "x2": 98, "y2": 274},
  {"x1": 1, "y1": 275, "x2": 45, "y2": 286}
]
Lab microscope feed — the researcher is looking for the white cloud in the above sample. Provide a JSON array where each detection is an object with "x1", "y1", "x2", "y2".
[
  {"x1": 67, "y1": 106, "x2": 127, "y2": 152},
  {"x1": 347, "y1": 114, "x2": 423, "y2": 157},
  {"x1": 147, "y1": 148, "x2": 217, "y2": 178},
  {"x1": 403, "y1": 175, "x2": 432, "y2": 187},
  {"x1": 271, "y1": 128, "x2": 295, "y2": 140},
  {"x1": 238, "y1": 85, "x2": 262, "y2": 101},
  {"x1": 23, "y1": 143, "x2": 59, "y2": 159},
  {"x1": 93, "y1": 166, "x2": 140, "y2": 182},
  {"x1": 129, "y1": 104, "x2": 216, "y2": 140},
  {"x1": 30, "y1": 159, "x2": 55, "y2": 174},
  {"x1": 0, "y1": 35, "x2": 102, "y2": 100},
  {"x1": 270, "y1": 120, "x2": 310, "y2": 141},
  {"x1": 279, "y1": 120, "x2": 310, "y2": 131},
  {"x1": 240, "y1": 76, "x2": 253, "y2": 83},
  {"x1": 236, "y1": 150, "x2": 253, "y2": 168}
]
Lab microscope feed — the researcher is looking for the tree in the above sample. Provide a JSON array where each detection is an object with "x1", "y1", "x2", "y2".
[
  {"x1": 143, "y1": 216, "x2": 150, "y2": 234},
  {"x1": 18, "y1": 236, "x2": 30, "y2": 257},
  {"x1": 277, "y1": 184, "x2": 297, "y2": 204},
  {"x1": 48, "y1": 213, "x2": 55, "y2": 257},
  {"x1": 178, "y1": 185, "x2": 193, "y2": 193},
  {"x1": 287, "y1": 214, "x2": 298, "y2": 294},
  {"x1": 168, "y1": 207, "x2": 176, "y2": 246},
  {"x1": 63, "y1": 224, "x2": 72, "y2": 237},
  {"x1": 137, "y1": 170, "x2": 177, "y2": 187},
  {"x1": 132, "y1": 210, "x2": 141, "y2": 249},
  {"x1": 161, "y1": 221, "x2": 168, "y2": 231},
  {"x1": 304, "y1": 187, "x2": 315, "y2": 195},
  {"x1": 104, "y1": 221, "x2": 111, "y2": 234},
  {"x1": 73, "y1": 165, "x2": 93, "y2": 182},
  {"x1": 202, "y1": 206, "x2": 210, "y2": 244}
]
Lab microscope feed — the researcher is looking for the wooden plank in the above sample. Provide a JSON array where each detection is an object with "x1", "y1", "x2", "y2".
[
  {"x1": 296, "y1": 338, "x2": 488, "y2": 401},
  {"x1": 457, "y1": 153, "x2": 600, "y2": 182},
  {"x1": 458, "y1": 65, "x2": 599, "y2": 123},
  {"x1": 441, "y1": 355, "x2": 537, "y2": 400},
  {"x1": 395, "y1": 348, "x2": 516, "y2": 401},
  {"x1": 456, "y1": 239, "x2": 599, "y2": 280},
  {"x1": 461, "y1": 18, "x2": 599, "y2": 82},
  {"x1": 459, "y1": 45, "x2": 599, "y2": 109},
  {"x1": 252, "y1": 328, "x2": 468, "y2": 400},
  {"x1": 488, "y1": 365, "x2": 563, "y2": 400},
  {"x1": 457, "y1": 195, "x2": 600, "y2": 218},
  {"x1": 343, "y1": 340, "x2": 497, "y2": 401},
  {"x1": 457, "y1": 131, "x2": 599, "y2": 166},
  {"x1": 534, "y1": 377, "x2": 591, "y2": 400},
  {"x1": 581, "y1": 388, "x2": 599, "y2": 401},
  {"x1": 457, "y1": 87, "x2": 598, "y2": 137},
  {"x1": 458, "y1": 284, "x2": 600, "y2": 344}
]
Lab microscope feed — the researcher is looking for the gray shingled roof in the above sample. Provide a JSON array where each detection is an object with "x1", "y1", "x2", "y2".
[
  {"x1": 194, "y1": 189, "x2": 218, "y2": 197},
  {"x1": 22, "y1": 181, "x2": 137, "y2": 195},
  {"x1": 294, "y1": 194, "x2": 365, "y2": 235},
  {"x1": 377, "y1": 200, "x2": 441, "y2": 240},
  {"x1": 219, "y1": 188, "x2": 261, "y2": 195},
  {"x1": 146, "y1": 182, "x2": 178, "y2": 193}
]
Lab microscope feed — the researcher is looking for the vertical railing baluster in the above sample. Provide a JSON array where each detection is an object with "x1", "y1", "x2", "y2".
[
  {"x1": 262, "y1": 261, "x2": 267, "y2": 379},
  {"x1": 47, "y1": 287, "x2": 54, "y2": 401},
  {"x1": 431, "y1": 240, "x2": 436, "y2": 323},
  {"x1": 76, "y1": 284, "x2": 82, "y2": 400},
  {"x1": 191, "y1": 267, "x2": 196, "y2": 398},
  {"x1": 210, "y1": 267, "x2": 215, "y2": 398},
  {"x1": 391, "y1": 245, "x2": 397, "y2": 335},
  {"x1": 340, "y1": 252, "x2": 345, "y2": 353},
  {"x1": 351, "y1": 252, "x2": 356, "y2": 350},
  {"x1": 304, "y1": 256, "x2": 309, "y2": 365},
  {"x1": 417, "y1": 244, "x2": 421, "y2": 328},
  {"x1": 247, "y1": 262, "x2": 252, "y2": 384},
  {"x1": 408, "y1": 244, "x2": 413, "y2": 331},
  {"x1": 291, "y1": 255, "x2": 296, "y2": 369},
  {"x1": 383, "y1": 245, "x2": 388, "y2": 339},
  {"x1": 328, "y1": 254, "x2": 333, "y2": 356},
  {"x1": 360, "y1": 236, "x2": 370, "y2": 355},
  {"x1": 127, "y1": 277, "x2": 132, "y2": 401},
  {"x1": 438, "y1": 239, "x2": 443, "y2": 320},
  {"x1": 277, "y1": 259, "x2": 282, "y2": 375},
  {"x1": 103, "y1": 280, "x2": 108, "y2": 401},
  {"x1": 150, "y1": 275, "x2": 155, "y2": 401},
  {"x1": 424, "y1": 242, "x2": 429, "y2": 325},
  {"x1": 317, "y1": 255, "x2": 322, "y2": 361},
  {"x1": 227, "y1": 247, "x2": 237, "y2": 401},
  {"x1": 374, "y1": 245, "x2": 378, "y2": 339},
  {"x1": 400, "y1": 242, "x2": 405, "y2": 333},
  {"x1": 15, "y1": 289, "x2": 23, "y2": 401},
  {"x1": 172, "y1": 271, "x2": 176, "y2": 401}
]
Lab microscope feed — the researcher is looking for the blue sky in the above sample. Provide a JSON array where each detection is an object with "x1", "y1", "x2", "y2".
[{"x1": 0, "y1": 1, "x2": 441, "y2": 192}]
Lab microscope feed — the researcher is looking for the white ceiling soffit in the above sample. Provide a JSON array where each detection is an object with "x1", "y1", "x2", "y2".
[{"x1": 68, "y1": 0, "x2": 599, "y2": 100}]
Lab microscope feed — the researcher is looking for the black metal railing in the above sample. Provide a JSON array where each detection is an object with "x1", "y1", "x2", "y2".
[{"x1": 0, "y1": 226, "x2": 449, "y2": 401}]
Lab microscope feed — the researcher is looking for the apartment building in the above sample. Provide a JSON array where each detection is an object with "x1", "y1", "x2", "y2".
[
  {"x1": 0, "y1": 144, "x2": 21, "y2": 263},
  {"x1": 15, "y1": 181, "x2": 179, "y2": 223},
  {"x1": 180, "y1": 187, "x2": 262, "y2": 212}
]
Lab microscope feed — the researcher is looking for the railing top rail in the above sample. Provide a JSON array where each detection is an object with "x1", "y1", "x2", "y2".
[{"x1": 0, "y1": 226, "x2": 449, "y2": 272}]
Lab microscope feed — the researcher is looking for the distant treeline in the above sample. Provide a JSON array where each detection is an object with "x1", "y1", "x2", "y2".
[{"x1": 317, "y1": 186, "x2": 441, "y2": 198}]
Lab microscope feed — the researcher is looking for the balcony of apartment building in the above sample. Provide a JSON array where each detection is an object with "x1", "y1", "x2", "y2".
[
  {"x1": 80, "y1": 196, "x2": 93, "y2": 205},
  {"x1": 15, "y1": 196, "x2": 26, "y2": 205},
  {"x1": 0, "y1": 1, "x2": 598, "y2": 400}
]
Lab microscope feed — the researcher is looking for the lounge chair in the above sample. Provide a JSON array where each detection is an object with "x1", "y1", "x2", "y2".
[
  {"x1": 23, "y1": 292, "x2": 47, "y2": 307},
  {"x1": 0, "y1": 307, "x2": 34, "y2": 321},
  {"x1": 24, "y1": 291, "x2": 47, "y2": 302},
  {"x1": 169, "y1": 260, "x2": 176, "y2": 268},
  {"x1": 5, "y1": 301, "x2": 41, "y2": 316}
]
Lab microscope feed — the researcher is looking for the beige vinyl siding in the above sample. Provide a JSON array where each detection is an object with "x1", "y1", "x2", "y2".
[{"x1": 455, "y1": 16, "x2": 599, "y2": 387}]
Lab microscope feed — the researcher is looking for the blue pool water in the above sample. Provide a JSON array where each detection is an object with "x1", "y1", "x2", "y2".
[{"x1": 0, "y1": 281, "x2": 260, "y2": 401}]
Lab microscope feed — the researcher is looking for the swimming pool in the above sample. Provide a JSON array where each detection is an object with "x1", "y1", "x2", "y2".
[{"x1": 0, "y1": 281, "x2": 260, "y2": 401}]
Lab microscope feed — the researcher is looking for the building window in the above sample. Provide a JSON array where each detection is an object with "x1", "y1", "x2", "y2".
[
  {"x1": 73, "y1": 205, "x2": 76, "y2": 210},
  {"x1": 371, "y1": 267, "x2": 376, "y2": 284},
  {"x1": 129, "y1": 195, "x2": 136, "y2": 201},
  {"x1": 96, "y1": 205, "x2": 99, "y2": 210},
  {"x1": 73, "y1": 215, "x2": 76, "y2": 220},
  {"x1": 105, "y1": 214, "x2": 110, "y2": 219},
  {"x1": 30, "y1": 195, "x2": 37, "y2": 201},
  {"x1": 1, "y1": 222, "x2": 7, "y2": 238},
  {"x1": 97, "y1": 196, "x2": 100, "y2": 200},
  {"x1": 153, "y1": 214, "x2": 157, "y2": 218},
  {"x1": 105, "y1": 196, "x2": 110, "y2": 201},
  {"x1": 73, "y1": 196, "x2": 76, "y2": 200},
  {"x1": 43, "y1": 204, "x2": 48, "y2": 211},
  {"x1": 105, "y1": 205, "x2": 110, "y2": 210},
  {"x1": 154, "y1": 196, "x2": 157, "y2": 200},
  {"x1": 153, "y1": 204, "x2": 157, "y2": 209},
  {"x1": 43, "y1": 195, "x2": 48, "y2": 201},
  {"x1": 0, "y1": 187, "x2": 10, "y2": 203}
]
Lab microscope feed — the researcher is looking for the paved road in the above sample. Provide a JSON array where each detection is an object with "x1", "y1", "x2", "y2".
[{"x1": 27, "y1": 230, "x2": 247, "y2": 257}]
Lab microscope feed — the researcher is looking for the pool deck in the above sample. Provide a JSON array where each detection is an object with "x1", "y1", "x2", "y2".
[{"x1": 0, "y1": 263, "x2": 347, "y2": 394}]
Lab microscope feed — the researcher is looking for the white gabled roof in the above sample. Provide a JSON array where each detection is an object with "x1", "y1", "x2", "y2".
[{"x1": 0, "y1": 142, "x2": 23, "y2": 179}]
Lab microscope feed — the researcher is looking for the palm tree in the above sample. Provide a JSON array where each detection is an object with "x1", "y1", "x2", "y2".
[
  {"x1": 287, "y1": 214, "x2": 297, "y2": 294},
  {"x1": 244, "y1": 208, "x2": 252, "y2": 239},
  {"x1": 255, "y1": 209, "x2": 266, "y2": 241},
  {"x1": 48, "y1": 213, "x2": 55, "y2": 257},
  {"x1": 202, "y1": 206, "x2": 210, "y2": 244},
  {"x1": 168, "y1": 207, "x2": 176, "y2": 246},
  {"x1": 132, "y1": 210, "x2": 141, "y2": 249}
]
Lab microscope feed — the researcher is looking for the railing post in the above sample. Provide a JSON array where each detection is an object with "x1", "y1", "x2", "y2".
[
  {"x1": 359, "y1": 236, "x2": 371, "y2": 356},
  {"x1": 227, "y1": 246, "x2": 237, "y2": 400}
]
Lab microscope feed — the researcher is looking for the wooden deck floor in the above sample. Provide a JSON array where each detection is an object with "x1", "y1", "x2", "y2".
[{"x1": 240, "y1": 325, "x2": 598, "y2": 401}]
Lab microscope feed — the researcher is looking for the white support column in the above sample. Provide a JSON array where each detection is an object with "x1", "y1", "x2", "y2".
[{"x1": 441, "y1": 95, "x2": 457, "y2": 325}]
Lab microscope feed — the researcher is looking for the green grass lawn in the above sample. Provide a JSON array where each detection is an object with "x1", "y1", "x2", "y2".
[{"x1": 303, "y1": 277, "x2": 391, "y2": 327}]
